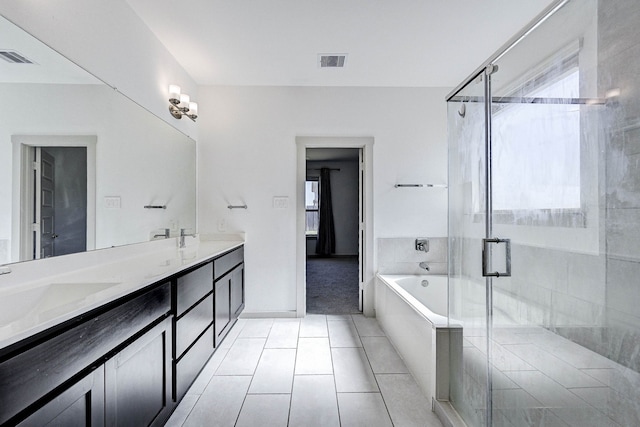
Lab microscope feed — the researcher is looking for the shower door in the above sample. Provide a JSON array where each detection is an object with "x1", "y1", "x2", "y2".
[
  {"x1": 449, "y1": 0, "x2": 640, "y2": 426},
  {"x1": 486, "y1": 1, "x2": 619, "y2": 425},
  {"x1": 448, "y1": 68, "x2": 495, "y2": 427}
]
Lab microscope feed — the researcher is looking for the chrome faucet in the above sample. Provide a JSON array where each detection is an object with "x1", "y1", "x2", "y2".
[
  {"x1": 153, "y1": 228, "x2": 170, "y2": 239},
  {"x1": 180, "y1": 228, "x2": 196, "y2": 248},
  {"x1": 419, "y1": 262, "x2": 430, "y2": 271}
]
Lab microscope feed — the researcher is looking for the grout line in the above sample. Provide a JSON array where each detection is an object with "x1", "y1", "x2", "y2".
[
  {"x1": 235, "y1": 324, "x2": 272, "y2": 427},
  {"x1": 233, "y1": 391, "x2": 248, "y2": 427},
  {"x1": 245, "y1": 392, "x2": 292, "y2": 395},
  {"x1": 324, "y1": 315, "x2": 343, "y2": 427},
  {"x1": 213, "y1": 374, "x2": 253, "y2": 377},
  {"x1": 171, "y1": 393, "x2": 201, "y2": 427},
  {"x1": 336, "y1": 391, "x2": 384, "y2": 394},
  {"x1": 357, "y1": 318, "x2": 395, "y2": 426},
  {"x1": 286, "y1": 317, "x2": 301, "y2": 426}
]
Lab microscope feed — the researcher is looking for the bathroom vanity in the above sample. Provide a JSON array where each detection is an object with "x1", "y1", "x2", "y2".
[{"x1": 0, "y1": 239, "x2": 244, "y2": 426}]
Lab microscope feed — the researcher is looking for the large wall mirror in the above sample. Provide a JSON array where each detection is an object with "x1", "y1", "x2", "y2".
[{"x1": 0, "y1": 15, "x2": 196, "y2": 265}]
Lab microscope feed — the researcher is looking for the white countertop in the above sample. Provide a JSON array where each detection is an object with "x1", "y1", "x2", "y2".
[{"x1": 0, "y1": 238, "x2": 243, "y2": 350}]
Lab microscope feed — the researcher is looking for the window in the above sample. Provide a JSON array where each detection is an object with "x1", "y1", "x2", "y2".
[
  {"x1": 492, "y1": 66, "x2": 581, "y2": 213},
  {"x1": 305, "y1": 179, "x2": 319, "y2": 235}
]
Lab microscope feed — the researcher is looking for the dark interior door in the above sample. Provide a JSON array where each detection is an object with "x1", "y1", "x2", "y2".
[{"x1": 40, "y1": 149, "x2": 56, "y2": 258}]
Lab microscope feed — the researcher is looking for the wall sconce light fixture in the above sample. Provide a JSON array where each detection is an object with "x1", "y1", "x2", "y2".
[{"x1": 168, "y1": 84, "x2": 198, "y2": 121}]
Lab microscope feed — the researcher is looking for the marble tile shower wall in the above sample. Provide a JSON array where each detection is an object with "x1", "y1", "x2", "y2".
[
  {"x1": 599, "y1": 0, "x2": 640, "y2": 374},
  {"x1": 455, "y1": 238, "x2": 608, "y2": 331},
  {"x1": 453, "y1": 235, "x2": 640, "y2": 372},
  {"x1": 377, "y1": 237, "x2": 447, "y2": 275},
  {"x1": 488, "y1": 242, "x2": 640, "y2": 374},
  {"x1": 0, "y1": 240, "x2": 7, "y2": 265},
  {"x1": 493, "y1": 244, "x2": 606, "y2": 329}
]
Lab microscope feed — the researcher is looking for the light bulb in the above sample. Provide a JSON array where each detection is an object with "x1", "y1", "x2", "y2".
[{"x1": 168, "y1": 84, "x2": 181, "y2": 103}]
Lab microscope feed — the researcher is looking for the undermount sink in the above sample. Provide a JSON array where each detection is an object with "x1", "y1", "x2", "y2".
[{"x1": 0, "y1": 282, "x2": 121, "y2": 327}]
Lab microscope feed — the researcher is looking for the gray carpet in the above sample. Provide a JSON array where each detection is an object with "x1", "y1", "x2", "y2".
[{"x1": 306, "y1": 257, "x2": 360, "y2": 314}]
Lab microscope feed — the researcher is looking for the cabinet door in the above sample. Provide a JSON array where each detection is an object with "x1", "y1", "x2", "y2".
[
  {"x1": 230, "y1": 264, "x2": 244, "y2": 319},
  {"x1": 105, "y1": 317, "x2": 173, "y2": 427},
  {"x1": 17, "y1": 366, "x2": 105, "y2": 427},
  {"x1": 215, "y1": 276, "x2": 231, "y2": 346}
]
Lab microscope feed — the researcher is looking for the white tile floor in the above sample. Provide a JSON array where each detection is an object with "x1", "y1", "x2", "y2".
[
  {"x1": 166, "y1": 315, "x2": 444, "y2": 427},
  {"x1": 458, "y1": 325, "x2": 640, "y2": 426}
]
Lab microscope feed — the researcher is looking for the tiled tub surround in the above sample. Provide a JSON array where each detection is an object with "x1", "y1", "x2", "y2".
[
  {"x1": 0, "y1": 235, "x2": 243, "y2": 349},
  {"x1": 377, "y1": 237, "x2": 448, "y2": 275},
  {"x1": 375, "y1": 274, "x2": 462, "y2": 424}
]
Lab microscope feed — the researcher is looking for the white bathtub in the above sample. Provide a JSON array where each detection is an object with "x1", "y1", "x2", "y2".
[
  {"x1": 383, "y1": 275, "x2": 448, "y2": 326},
  {"x1": 375, "y1": 274, "x2": 460, "y2": 407}
]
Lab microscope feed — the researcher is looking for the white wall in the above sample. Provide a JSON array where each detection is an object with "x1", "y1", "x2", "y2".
[
  {"x1": 0, "y1": 0, "x2": 198, "y2": 139},
  {"x1": 198, "y1": 86, "x2": 449, "y2": 314}
]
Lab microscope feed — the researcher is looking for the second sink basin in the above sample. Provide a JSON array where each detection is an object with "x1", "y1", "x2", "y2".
[{"x1": 0, "y1": 282, "x2": 121, "y2": 327}]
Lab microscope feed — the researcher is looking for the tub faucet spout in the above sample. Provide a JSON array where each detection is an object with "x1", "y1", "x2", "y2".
[{"x1": 419, "y1": 262, "x2": 430, "y2": 271}]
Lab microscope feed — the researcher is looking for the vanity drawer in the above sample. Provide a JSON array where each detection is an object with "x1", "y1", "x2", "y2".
[
  {"x1": 176, "y1": 262, "x2": 213, "y2": 316},
  {"x1": 175, "y1": 324, "x2": 214, "y2": 401},
  {"x1": 175, "y1": 293, "x2": 213, "y2": 357},
  {"x1": 214, "y1": 246, "x2": 244, "y2": 280}
]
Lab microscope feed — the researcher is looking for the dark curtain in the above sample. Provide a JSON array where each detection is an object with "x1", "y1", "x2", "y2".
[{"x1": 315, "y1": 168, "x2": 335, "y2": 256}]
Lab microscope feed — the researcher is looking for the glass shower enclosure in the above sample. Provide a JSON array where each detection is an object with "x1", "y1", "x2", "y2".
[{"x1": 447, "y1": 0, "x2": 640, "y2": 425}]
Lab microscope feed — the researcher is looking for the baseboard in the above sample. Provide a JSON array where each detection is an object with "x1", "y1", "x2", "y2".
[
  {"x1": 433, "y1": 399, "x2": 467, "y2": 427},
  {"x1": 239, "y1": 311, "x2": 298, "y2": 319},
  {"x1": 306, "y1": 254, "x2": 358, "y2": 258}
]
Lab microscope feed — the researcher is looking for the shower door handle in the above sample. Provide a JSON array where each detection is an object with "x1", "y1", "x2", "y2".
[{"x1": 482, "y1": 238, "x2": 511, "y2": 277}]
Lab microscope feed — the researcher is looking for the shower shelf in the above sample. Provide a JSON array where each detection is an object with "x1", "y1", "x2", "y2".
[{"x1": 394, "y1": 184, "x2": 447, "y2": 188}]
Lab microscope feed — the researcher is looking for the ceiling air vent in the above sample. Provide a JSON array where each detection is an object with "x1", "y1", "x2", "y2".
[
  {"x1": 318, "y1": 54, "x2": 347, "y2": 68},
  {"x1": 0, "y1": 50, "x2": 34, "y2": 64}
]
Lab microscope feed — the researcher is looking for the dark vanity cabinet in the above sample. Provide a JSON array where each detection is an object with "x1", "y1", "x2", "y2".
[
  {"x1": 214, "y1": 246, "x2": 245, "y2": 346},
  {"x1": 0, "y1": 244, "x2": 244, "y2": 426},
  {"x1": 173, "y1": 245, "x2": 245, "y2": 397},
  {"x1": 0, "y1": 282, "x2": 173, "y2": 427},
  {"x1": 173, "y1": 262, "x2": 215, "y2": 401}
]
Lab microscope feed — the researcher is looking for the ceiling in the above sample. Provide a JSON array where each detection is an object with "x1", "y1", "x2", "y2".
[
  {"x1": 125, "y1": 0, "x2": 555, "y2": 88},
  {"x1": 0, "y1": 15, "x2": 101, "y2": 84}
]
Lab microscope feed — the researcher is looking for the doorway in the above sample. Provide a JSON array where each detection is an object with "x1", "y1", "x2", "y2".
[
  {"x1": 305, "y1": 148, "x2": 360, "y2": 314},
  {"x1": 36, "y1": 146, "x2": 88, "y2": 258},
  {"x1": 296, "y1": 136, "x2": 374, "y2": 317},
  {"x1": 12, "y1": 135, "x2": 96, "y2": 261}
]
